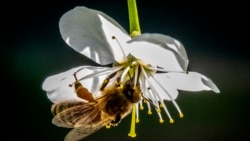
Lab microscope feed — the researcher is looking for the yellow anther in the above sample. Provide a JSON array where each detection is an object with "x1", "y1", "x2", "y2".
[
  {"x1": 147, "y1": 110, "x2": 152, "y2": 115},
  {"x1": 140, "y1": 105, "x2": 144, "y2": 110},
  {"x1": 157, "y1": 109, "x2": 161, "y2": 113},
  {"x1": 143, "y1": 99, "x2": 147, "y2": 103},
  {"x1": 159, "y1": 119, "x2": 164, "y2": 123},
  {"x1": 160, "y1": 103, "x2": 164, "y2": 107},
  {"x1": 136, "y1": 118, "x2": 140, "y2": 123},
  {"x1": 119, "y1": 84, "x2": 124, "y2": 89},
  {"x1": 179, "y1": 113, "x2": 184, "y2": 118},
  {"x1": 103, "y1": 79, "x2": 108, "y2": 83},
  {"x1": 169, "y1": 119, "x2": 174, "y2": 124},
  {"x1": 106, "y1": 124, "x2": 111, "y2": 129}
]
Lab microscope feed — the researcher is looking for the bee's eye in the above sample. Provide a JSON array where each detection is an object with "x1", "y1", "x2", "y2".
[
  {"x1": 123, "y1": 85, "x2": 134, "y2": 100},
  {"x1": 127, "y1": 91, "x2": 132, "y2": 96}
]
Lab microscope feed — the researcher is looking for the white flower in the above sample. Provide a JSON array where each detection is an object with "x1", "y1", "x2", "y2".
[{"x1": 42, "y1": 6, "x2": 220, "y2": 137}]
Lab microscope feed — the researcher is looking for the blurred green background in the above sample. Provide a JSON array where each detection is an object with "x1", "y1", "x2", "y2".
[{"x1": 6, "y1": 0, "x2": 249, "y2": 141}]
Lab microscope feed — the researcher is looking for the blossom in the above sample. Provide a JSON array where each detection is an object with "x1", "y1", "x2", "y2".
[{"x1": 42, "y1": 6, "x2": 220, "y2": 138}]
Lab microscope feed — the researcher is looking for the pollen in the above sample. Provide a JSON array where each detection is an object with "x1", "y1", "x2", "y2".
[
  {"x1": 106, "y1": 124, "x2": 111, "y2": 129},
  {"x1": 160, "y1": 103, "x2": 164, "y2": 107},
  {"x1": 169, "y1": 119, "x2": 174, "y2": 124},
  {"x1": 139, "y1": 100, "x2": 144, "y2": 110},
  {"x1": 136, "y1": 118, "x2": 140, "y2": 123},
  {"x1": 157, "y1": 108, "x2": 161, "y2": 113},
  {"x1": 103, "y1": 79, "x2": 108, "y2": 84},
  {"x1": 147, "y1": 110, "x2": 152, "y2": 115},
  {"x1": 159, "y1": 119, "x2": 164, "y2": 123},
  {"x1": 179, "y1": 113, "x2": 184, "y2": 118},
  {"x1": 140, "y1": 105, "x2": 144, "y2": 110}
]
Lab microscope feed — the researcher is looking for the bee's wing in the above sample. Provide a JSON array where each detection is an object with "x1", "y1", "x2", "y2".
[
  {"x1": 64, "y1": 118, "x2": 112, "y2": 141},
  {"x1": 52, "y1": 101, "x2": 99, "y2": 128}
]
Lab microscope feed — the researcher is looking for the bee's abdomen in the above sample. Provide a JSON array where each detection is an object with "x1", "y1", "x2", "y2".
[{"x1": 51, "y1": 101, "x2": 84, "y2": 116}]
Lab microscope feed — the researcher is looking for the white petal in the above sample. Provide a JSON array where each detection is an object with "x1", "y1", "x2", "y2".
[
  {"x1": 125, "y1": 34, "x2": 189, "y2": 71},
  {"x1": 42, "y1": 66, "x2": 108, "y2": 103},
  {"x1": 59, "y1": 6, "x2": 130, "y2": 65},
  {"x1": 164, "y1": 72, "x2": 220, "y2": 93},
  {"x1": 97, "y1": 15, "x2": 131, "y2": 62}
]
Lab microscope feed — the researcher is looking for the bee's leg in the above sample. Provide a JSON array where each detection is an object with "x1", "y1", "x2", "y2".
[
  {"x1": 110, "y1": 114, "x2": 121, "y2": 127},
  {"x1": 100, "y1": 71, "x2": 118, "y2": 91},
  {"x1": 70, "y1": 73, "x2": 96, "y2": 102}
]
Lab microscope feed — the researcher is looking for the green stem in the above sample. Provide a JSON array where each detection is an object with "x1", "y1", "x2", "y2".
[{"x1": 127, "y1": 0, "x2": 141, "y2": 37}]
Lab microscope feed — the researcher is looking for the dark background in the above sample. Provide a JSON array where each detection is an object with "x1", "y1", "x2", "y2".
[{"x1": 6, "y1": 0, "x2": 249, "y2": 141}]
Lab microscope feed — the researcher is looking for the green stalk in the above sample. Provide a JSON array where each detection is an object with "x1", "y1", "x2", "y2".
[{"x1": 127, "y1": 0, "x2": 141, "y2": 37}]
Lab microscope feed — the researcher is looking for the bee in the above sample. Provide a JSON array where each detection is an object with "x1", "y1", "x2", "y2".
[{"x1": 51, "y1": 71, "x2": 142, "y2": 141}]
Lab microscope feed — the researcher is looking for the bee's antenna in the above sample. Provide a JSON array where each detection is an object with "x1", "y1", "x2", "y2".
[
  {"x1": 100, "y1": 71, "x2": 118, "y2": 91},
  {"x1": 73, "y1": 73, "x2": 78, "y2": 81},
  {"x1": 127, "y1": 73, "x2": 133, "y2": 86},
  {"x1": 69, "y1": 72, "x2": 78, "y2": 87}
]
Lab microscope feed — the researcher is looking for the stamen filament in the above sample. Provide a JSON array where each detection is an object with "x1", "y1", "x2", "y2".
[
  {"x1": 139, "y1": 100, "x2": 144, "y2": 110},
  {"x1": 141, "y1": 65, "x2": 184, "y2": 120},
  {"x1": 120, "y1": 66, "x2": 131, "y2": 82},
  {"x1": 141, "y1": 66, "x2": 163, "y2": 103},
  {"x1": 135, "y1": 104, "x2": 140, "y2": 123},
  {"x1": 146, "y1": 101, "x2": 152, "y2": 115},
  {"x1": 160, "y1": 102, "x2": 174, "y2": 123},
  {"x1": 148, "y1": 66, "x2": 186, "y2": 73},
  {"x1": 112, "y1": 36, "x2": 126, "y2": 57},
  {"x1": 156, "y1": 109, "x2": 164, "y2": 123},
  {"x1": 133, "y1": 64, "x2": 139, "y2": 87},
  {"x1": 128, "y1": 104, "x2": 137, "y2": 137},
  {"x1": 151, "y1": 76, "x2": 184, "y2": 118},
  {"x1": 172, "y1": 101, "x2": 184, "y2": 118}
]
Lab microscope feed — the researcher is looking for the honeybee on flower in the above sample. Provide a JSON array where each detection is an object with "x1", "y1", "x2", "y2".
[{"x1": 42, "y1": 2, "x2": 220, "y2": 141}]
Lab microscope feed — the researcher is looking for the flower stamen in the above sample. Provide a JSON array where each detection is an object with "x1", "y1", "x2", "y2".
[
  {"x1": 156, "y1": 108, "x2": 164, "y2": 123},
  {"x1": 100, "y1": 70, "x2": 120, "y2": 90},
  {"x1": 135, "y1": 104, "x2": 140, "y2": 123},
  {"x1": 151, "y1": 76, "x2": 184, "y2": 118},
  {"x1": 172, "y1": 100, "x2": 184, "y2": 118},
  {"x1": 139, "y1": 100, "x2": 144, "y2": 110},
  {"x1": 106, "y1": 124, "x2": 111, "y2": 129},
  {"x1": 120, "y1": 66, "x2": 131, "y2": 82},
  {"x1": 148, "y1": 66, "x2": 187, "y2": 73},
  {"x1": 132, "y1": 63, "x2": 139, "y2": 87},
  {"x1": 160, "y1": 102, "x2": 174, "y2": 123},
  {"x1": 112, "y1": 35, "x2": 126, "y2": 58},
  {"x1": 146, "y1": 101, "x2": 152, "y2": 115}
]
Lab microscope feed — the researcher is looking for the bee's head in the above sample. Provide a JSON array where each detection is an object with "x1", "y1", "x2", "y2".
[{"x1": 122, "y1": 81, "x2": 141, "y2": 103}]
